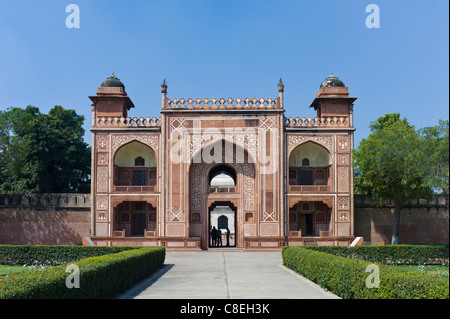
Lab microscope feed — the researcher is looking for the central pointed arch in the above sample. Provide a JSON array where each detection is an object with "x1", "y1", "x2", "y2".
[
  {"x1": 188, "y1": 136, "x2": 257, "y2": 172},
  {"x1": 188, "y1": 139, "x2": 256, "y2": 249}
]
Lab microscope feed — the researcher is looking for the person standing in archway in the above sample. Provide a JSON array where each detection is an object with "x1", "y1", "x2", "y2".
[
  {"x1": 211, "y1": 226, "x2": 217, "y2": 247},
  {"x1": 217, "y1": 228, "x2": 223, "y2": 247},
  {"x1": 226, "y1": 228, "x2": 231, "y2": 247},
  {"x1": 210, "y1": 226, "x2": 214, "y2": 246}
]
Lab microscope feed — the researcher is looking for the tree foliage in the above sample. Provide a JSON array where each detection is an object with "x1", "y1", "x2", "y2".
[
  {"x1": 0, "y1": 105, "x2": 90, "y2": 193},
  {"x1": 352, "y1": 114, "x2": 448, "y2": 244},
  {"x1": 353, "y1": 113, "x2": 434, "y2": 202},
  {"x1": 419, "y1": 119, "x2": 449, "y2": 195}
]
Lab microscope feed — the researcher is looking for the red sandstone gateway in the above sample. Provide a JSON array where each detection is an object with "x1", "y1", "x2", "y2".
[{"x1": 89, "y1": 73, "x2": 357, "y2": 249}]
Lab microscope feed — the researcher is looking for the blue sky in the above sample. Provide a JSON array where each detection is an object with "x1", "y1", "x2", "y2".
[{"x1": 0, "y1": 0, "x2": 448, "y2": 147}]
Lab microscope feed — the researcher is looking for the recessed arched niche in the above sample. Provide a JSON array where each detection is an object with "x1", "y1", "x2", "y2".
[
  {"x1": 113, "y1": 141, "x2": 157, "y2": 190},
  {"x1": 115, "y1": 141, "x2": 156, "y2": 168},
  {"x1": 289, "y1": 142, "x2": 331, "y2": 186}
]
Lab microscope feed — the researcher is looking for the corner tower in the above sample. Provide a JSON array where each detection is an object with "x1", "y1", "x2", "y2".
[
  {"x1": 89, "y1": 73, "x2": 161, "y2": 243},
  {"x1": 285, "y1": 73, "x2": 357, "y2": 246}
]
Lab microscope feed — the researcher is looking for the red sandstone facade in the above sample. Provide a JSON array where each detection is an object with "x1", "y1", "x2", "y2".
[{"x1": 88, "y1": 73, "x2": 357, "y2": 249}]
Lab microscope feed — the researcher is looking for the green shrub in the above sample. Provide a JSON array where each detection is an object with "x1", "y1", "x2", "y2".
[
  {"x1": 0, "y1": 245, "x2": 140, "y2": 266},
  {"x1": 282, "y1": 246, "x2": 449, "y2": 299},
  {"x1": 303, "y1": 245, "x2": 449, "y2": 265},
  {"x1": 0, "y1": 247, "x2": 165, "y2": 299}
]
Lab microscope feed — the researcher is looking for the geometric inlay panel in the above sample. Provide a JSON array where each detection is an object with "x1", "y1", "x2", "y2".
[
  {"x1": 260, "y1": 223, "x2": 279, "y2": 237},
  {"x1": 337, "y1": 222, "x2": 350, "y2": 236},
  {"x1": 96, "y1": 196, "x2": 108, "y2": 210},
  {"x1": 97, "y1": 153, "x2": 108, "y2": 165},
  {"x1": 97, "y1": 135, "x2": 108, "y2": 151},
  {"x1": 96, "y1": 167, "x2": 108, "y2": 193},
  {"x1": 337, "y1": 136, "x2": 349, "y2": 153},
  {"x1": 338, "y1": 196, "x2": 349, "y2": 210},
  {"x1": 338, "y1": 154, "x2": 350, "y2": 165},
  {"x1": 338, "y1": 167, "x2": 349, "y2": 193},
  {"x1": 244, "y1": 224, "x2": 256, "y2": 237},
  {"x1": 166, "y1": 223, "x2": 185, "y2": 237}
]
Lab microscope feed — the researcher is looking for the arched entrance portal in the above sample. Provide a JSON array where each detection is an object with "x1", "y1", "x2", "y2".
[
  {"x1": 189, "y1": 140, "x2": 256, "y2": 250},
  {"x1": 209, "y1": 201, "x2": 237, "y2": 248}
]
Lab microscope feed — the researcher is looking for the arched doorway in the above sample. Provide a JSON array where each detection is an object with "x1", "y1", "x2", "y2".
[
  {"x1": 189, "y1": 140, "x2": 255, "y2": 249},
  {"x1": 288, "y1": 201, "x2": 332, "y2": 237},
  {"x1": 113, "y1": 201, "x2": 157, "y2": 237},
  {"x1": 208, "y1": 201, "x2": 237, "y2": 248}
]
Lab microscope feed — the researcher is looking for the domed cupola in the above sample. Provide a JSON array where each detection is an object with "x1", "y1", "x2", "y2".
[
  {"x1": 100, "y1": 72, "x2": 125, "y2": 89},
  {"x1": 320, "y1": 73, "x2": 345, "y2": 88},
  {"x1": 309, "y1": 72, "x2": 357, "y2": 121},
  {"x1": 90, "y1": 72, "x2": 134, "y2": 118}
]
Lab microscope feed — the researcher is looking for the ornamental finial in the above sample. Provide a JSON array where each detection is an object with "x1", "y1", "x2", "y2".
[
  {"x1": 161, "y1": 78, "x2": 167, "y2": 94},
  {"x1": 278, "y1": 78, "x2": 284, "y2": 93}
]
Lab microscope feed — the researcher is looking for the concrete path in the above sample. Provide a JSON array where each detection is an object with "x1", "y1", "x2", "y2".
[{"x1": 119, "y1": 251, "x2": 339, "y2": 299}]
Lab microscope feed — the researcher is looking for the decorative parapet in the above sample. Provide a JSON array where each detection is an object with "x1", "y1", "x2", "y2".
[
  {"x1": 164, "y1": 97, "x2": 281, "y2": 110},
  {"x1": 95, "y1": 116, "x2": 161, "y2": 128},
  {"x1": 285, "y1": 116, "x2": 350, "y2": 128}
]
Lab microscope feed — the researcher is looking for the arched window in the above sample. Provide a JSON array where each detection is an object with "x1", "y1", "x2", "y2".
[
  {"x1": 218, "y1": 215, "x2": 228, "y2": 230},
  {"x1": 209, "y1": 165, "x2": 236, "y2": 186},
  {"x1": 302, "y1": 158, "x2": 310, "y2": 167},
  {"x1": 135, "y1": 156, "x2": 145, "y2": 166},
  {"x1": 210, "y1": 173, "x2": 235, "y2": 187},
  {"x1": 209, "y1": 165, "x2": 237, "y2": 193}
]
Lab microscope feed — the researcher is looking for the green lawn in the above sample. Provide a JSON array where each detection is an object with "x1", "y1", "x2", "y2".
[
  {"x1": 392, "y1": 265, "x2": 449, "y2": 278},
  {"x1": 0, "y1": 265, "x2": 51, "y2": 277}
]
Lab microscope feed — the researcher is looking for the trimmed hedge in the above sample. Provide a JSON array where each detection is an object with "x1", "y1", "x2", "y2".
[
  {"x1": 282, "y1": 246, "x2": 449, "y2": 299},
  {"x1": 0, "y1": 247, "x2": 165, "y2": 299},
  {"x1": 302, "y1": 245, "x2": 449, "y2": 265},
  {"x1": 0, "y1": 245, "x2": 140, "y2": 266}
]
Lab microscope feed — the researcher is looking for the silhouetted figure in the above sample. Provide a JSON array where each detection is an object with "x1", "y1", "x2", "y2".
[
  {"x1": 226, "y1": 228, "x2": 231, "y2": 247},
  {"x1": 211, "y1": 226, "x2": 217, "y2": 247},
  {"x1": 210, "y1": 227, "x2": 213, "y2": 246},
  {"x1": 217, "y1": 228, "x2": 223, "y2": 247}
]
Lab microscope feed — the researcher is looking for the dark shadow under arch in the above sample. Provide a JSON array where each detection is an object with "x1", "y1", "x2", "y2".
[{"x1": 208, "y1": 164, "x2": 237, "y2": 185}]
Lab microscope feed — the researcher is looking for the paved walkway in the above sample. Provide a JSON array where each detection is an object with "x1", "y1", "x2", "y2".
[{"x1": 119, "y1": 251, "x2": 339, "y2": 299}]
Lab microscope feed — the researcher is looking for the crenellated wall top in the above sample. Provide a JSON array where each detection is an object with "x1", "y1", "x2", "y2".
[
  {"x1": 1, "y1": 194, "x2": 447, "y2": 210},
  {"x1": 0, "y1": 193, "x2": 90, "y2": 209}
]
